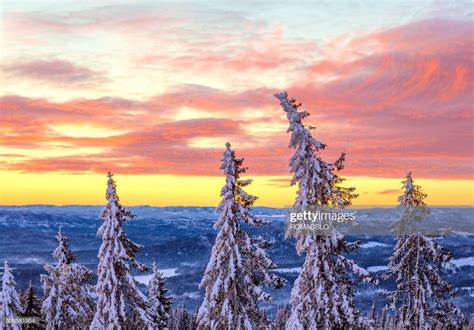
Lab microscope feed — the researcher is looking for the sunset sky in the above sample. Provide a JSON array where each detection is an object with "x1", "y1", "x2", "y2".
[{"x1": 1, "y1": 1, "x2": 473, "y2": 206}]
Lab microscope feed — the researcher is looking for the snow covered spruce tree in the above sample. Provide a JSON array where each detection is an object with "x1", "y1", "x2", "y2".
[
  {"x1": 384, "y1": 172, "x2": 466, "y2": 329},
  {"x1": 41, "y1": 229, "x2": 94, "y2": 329},
  {"x1": 21, "y1": 281, "x2": 43, "y2": 329},
  {"x1": 90, "y1": 172, "x2": 155, "y2": 329},
  {"x1": 379, "y1": 307, "x2": 389, "y2": 329},
  {"x1": 274, "y1": 304, "x2": 290, "y2": 330},
  {"x1": 0, "y1": 261, "x2": 23, "y2": 330},
  {"x1": 274, "y1": 91, "x2": 373, "y2": 328},
  {"x1": 196, "y1": 143, "x2": 284, "y2": 329},
  {"x1": 148, "y1": 262, "x2": 171, "y2": 329},
  {"x1": 259, "y1": 309, "x2": 270, "y2": 329},
  {"x1": 169, "y1": 306, "x2": 193, "y2": 330},
  {"x1": 367, "y1": 302, "x2": 378, "y2": 328}
]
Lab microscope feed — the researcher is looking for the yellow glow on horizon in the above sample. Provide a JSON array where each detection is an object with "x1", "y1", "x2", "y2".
[
  {"x1": 0, "y1": 171, "x2": 472, "y2": 207},
  {"x1": 344, "y1": 177, "x2": 474, "y2": 207}
]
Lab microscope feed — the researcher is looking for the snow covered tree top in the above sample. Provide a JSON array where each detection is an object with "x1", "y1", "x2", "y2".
[
  {"x1": 274, "y1": 91, "x2": 325, "y2": 152},
  {"x1": 105, "y1": 172, "x2": 119, "y2": 204},
  {"x1": 98, "y1": 172, "x2": 145, "y2": 273},
  {"x1": 100, "y1": 171, "x2": 135, "y2": 226},
  {"x1": 2, "y1": 260, "x2": 15, "y2": 291},
  {"x1": 21, "y1": 280, "x2": 40, "y2": 312},
  {"x1": 1, "y1": 260, "x2": 23, "y2": 321},
  {"x1": 394, "y1": 172, "x2": 430, "y2": 235},
  {"x1": 398, "y1": 171, "x2": 428, "y2": 208},
  {"x1": 274, "y1": 91, "x2": 357, "y2": 209},
  {"x1": 148, "y1": 261, "x2": 171, "y2": 327},
  {"x1": 53, "y1": 228, "x2": 75, "y2": 266},
  {"x1": 151, "y1": 262, "x2": 160, "y2": 275},
  {"x1": 216, "y1": 142, "x2": 266, "y2": 228},
  {"x1": 149, "y1": 262, "x2": 170, "y2": 291}
]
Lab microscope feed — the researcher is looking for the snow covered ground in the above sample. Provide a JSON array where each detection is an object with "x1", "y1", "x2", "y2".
[
  {"x1": 273, "y1": 267, "x2": 301, "y2": 274},
  {"x1": 0, "y1": 205, "x2": 472, "y2": 315},
  {"x1": 134, "y1": 268, "x2": 178, "y2": 285},
  {"x1": 360, "y1": 241, "x2": 390, "y2": 248},
  {"x1": 451, "y1": 257, "x2": 474, "y2": 267},
  {"x1": 367, "y1": 265, "x2": 389, "y2": 273}
]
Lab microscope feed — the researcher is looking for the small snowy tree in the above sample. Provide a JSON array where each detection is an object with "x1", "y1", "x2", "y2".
[
  {"x1": 20, "y1": 281, "x2": 42, "y2": 329},
  {"x1": 0, "y1": 261, "x2": 23, "y2": 330},
  {"x1": 191, "y1": 306, "x2": 199, "y2": 329},
  {"x1": 259, "y1": 309, "x2": 270, "y2": 329},
  {"x1": 90, "y1": 172, "x2": 154, "y2": 329},
  {"x1": 385, "y1": 172, "x2": 467, "y2": 329},
  {"x1": 274, "y1": 91, "x2": 373, "y2": 328},
  {"x1": 148, "y1": 262, "x2": 172, "y2": 328},
  {"x1": 41, "y1": 229, "x2": 94, "y2": 329},
  {"x1": 392, "y1": 171, "x2": 429, "y2": 236},
  {"x1": 384, "y1": 314, "x2": 395, "y2": 329},
  {"x1": 367, "y1": 302, "x2": 378, "y2": 329},
  {"x1": 169, "y1": 306, "x2": 192, "y2": 330},
  {"x1": 196, "y1": 143, "x2": 284, "y2": 329},
  {"x1": 274, "y1": 304, "x2": 290, "y2": 330},
  {"x1": 379, "y1": 307, "x2": 388, "y2": 329}
]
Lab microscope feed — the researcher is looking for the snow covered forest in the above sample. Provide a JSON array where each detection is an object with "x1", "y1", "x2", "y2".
[{"x1": 1, "y1": 92, "x2": 472, "y2": 329}]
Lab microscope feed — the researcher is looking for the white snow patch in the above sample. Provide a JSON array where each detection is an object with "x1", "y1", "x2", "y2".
[
  {"x1": 360, "y1": 241, "x2": 389, "y2": 249},
  {"x1": 134, "y1": 268, "x2": 178, "y2": 285},
  {"x1": 273, "y1": 267, "x2": 302, "y2": 274},
  {"x1": 175, "y1": 291, "x2": 201, "y2": 299},
  {"x1": 451, "y1": 257, "x2": 474, "y2": 267},
  {"x1": 367, "y1": 265, "x2": 388, "y2": 273},
  {"x1": 453, "y1": 231, "x2": 474, "y2": 237}
]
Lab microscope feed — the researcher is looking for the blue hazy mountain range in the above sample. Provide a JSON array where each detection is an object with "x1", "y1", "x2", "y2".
[{"x1": 0, "y1": 205, "x2": 473, "y2": 316}]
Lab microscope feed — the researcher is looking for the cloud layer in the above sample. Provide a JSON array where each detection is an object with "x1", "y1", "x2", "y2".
[{"x1": 1, "y1": 7, "x2": 472, "y2": 180}]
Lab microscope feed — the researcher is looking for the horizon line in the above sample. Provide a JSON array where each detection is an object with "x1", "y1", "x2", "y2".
[{"x1": 1, "y1": 204, "x2": 473, "y2": 208}]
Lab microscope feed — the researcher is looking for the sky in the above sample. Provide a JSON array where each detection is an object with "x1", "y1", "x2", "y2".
[{"x1": 0, "y1": 0, "x2": 473, "y2": 206}]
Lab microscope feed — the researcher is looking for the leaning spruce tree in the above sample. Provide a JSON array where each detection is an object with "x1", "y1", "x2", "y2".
[
  {"x1": 274, "y1": 91, "x2": 373, "y2": 329},
  {"x1": 41, "y1": 229, "x2": 94, "y2": 329},
  {"x1": 148, "y1": 262, "x2": 172, "y2": 328},
  {"x1": 385, "y1": 172, "x2": 466, "y2": 328},
  {"x1": 0, "y1": 261, "x2": 23, "y2": 330},
  {"x1": 90, "y1": 172, "x2": 155, "y2": 329},
  {"x1": 196, "y1": 143, "x2": 284, "y2": 329}
]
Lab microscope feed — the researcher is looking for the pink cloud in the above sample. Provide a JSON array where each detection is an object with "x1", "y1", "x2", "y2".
[
  {"x1": 136, "y1": 24, "x2": 316, "y2": 73},
  {"x1": 3, "y1": 60, "x2": 107, "y2": 85},
  {"x1": 4, "y1": 6, "x2": 182, "y2": 33},
  {"x1": 146, "y1": 85, "x2": 276, "y2": 115}
]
